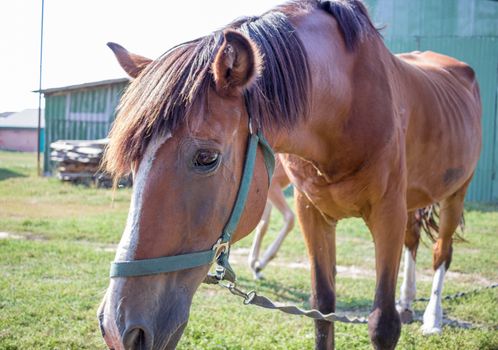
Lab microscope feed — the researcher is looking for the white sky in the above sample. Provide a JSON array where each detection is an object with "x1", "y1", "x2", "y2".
[{"x1": 0, "y1": 0, "x2": 284, "y2": 112}]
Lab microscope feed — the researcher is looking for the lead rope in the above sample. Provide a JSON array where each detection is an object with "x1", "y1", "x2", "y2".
[
  {"x1": 411, "y1": 282, "x2": 498, "y2": 303},
  {"x1": 204, "y1": 278, "x2": 497, "y2": 325},
  {"x1": 203, "y1": 278, "x2": 368, "y2": 324}
]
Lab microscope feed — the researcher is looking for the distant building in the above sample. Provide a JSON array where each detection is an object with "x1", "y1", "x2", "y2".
[
  {"x1": 38, "y1": 78, "x2": 129, "y2": 173},
  {"x1": 0, "y1": 109, "x2": 45, "y2": 152},
  {"x1": 0, "y1": 112, "x2": 15, "y2": 119}
]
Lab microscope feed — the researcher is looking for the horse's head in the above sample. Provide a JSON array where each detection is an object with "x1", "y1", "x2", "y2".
[{"x1": 98, "y1": 31, "x2": 272, "y2": 350}]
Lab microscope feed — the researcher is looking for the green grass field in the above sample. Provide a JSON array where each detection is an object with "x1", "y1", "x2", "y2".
[{"x1": 0, "y1": 151, "x2": 497, "y2": 349}]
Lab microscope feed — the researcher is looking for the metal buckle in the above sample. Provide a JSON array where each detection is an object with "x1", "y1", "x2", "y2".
[
  {"x1": 219, "y1": 282, "x2": 256, "y2": 304},
  {"x1": 211, "y1": 239, "x2": 230, "y2": 263},
  {"x1": 248, "y1": 116, "x2": 254, "y2": 135}
]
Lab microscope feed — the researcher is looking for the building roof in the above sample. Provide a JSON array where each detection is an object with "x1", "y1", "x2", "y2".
[
  {"x1": 0, "y1": 109, "x2": 45, "y2": 129},
  {"x1": 35, "y1": 77, "x2": 129, "y2": 95},
  {"x1": 0, "y1": 112, "x2": 15, "y2": 119}
]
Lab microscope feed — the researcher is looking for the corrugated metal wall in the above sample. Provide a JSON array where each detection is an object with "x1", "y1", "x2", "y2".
[
  {"x1": 366, "y1": 0, "x2": 498, "y2": 203},
  {"x1": 43, "y1": 82, "x2": 127, "y2": 172}
]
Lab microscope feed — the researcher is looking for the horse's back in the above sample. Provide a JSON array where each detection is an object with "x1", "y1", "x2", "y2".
[{"x1": 397, "y1": 51, "x2": 477, "y2": 88}]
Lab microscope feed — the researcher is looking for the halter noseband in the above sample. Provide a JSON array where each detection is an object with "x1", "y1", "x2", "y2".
[{"x1": 109, "y1": 112, "x2": 275, "y2": 282}]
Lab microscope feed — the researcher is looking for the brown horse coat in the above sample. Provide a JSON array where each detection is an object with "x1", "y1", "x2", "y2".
[{"x1": 99, "y1": 1, "x2": 481, "y2": 349}]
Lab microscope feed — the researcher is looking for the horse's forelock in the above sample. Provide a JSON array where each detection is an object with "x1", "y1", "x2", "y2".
[{"x1": 103, "y1": 39, "x2": 220, "y2": 180}]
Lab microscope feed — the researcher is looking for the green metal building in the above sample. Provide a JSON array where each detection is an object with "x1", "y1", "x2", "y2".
[
  {"x1": 364, "y1": 0, "x2": 498, "y2": 203},
  {"x1": 40, "y1": 78, "x2": 129, "y2": 173}
]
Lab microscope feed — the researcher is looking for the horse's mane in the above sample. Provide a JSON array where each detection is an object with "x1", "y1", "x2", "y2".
[
  {"x1": 104, "y1": 0, "x2": 378, "y2": 179},
  {"x1": 317, "y1": 0, "x2": 380, "y2": 51}
]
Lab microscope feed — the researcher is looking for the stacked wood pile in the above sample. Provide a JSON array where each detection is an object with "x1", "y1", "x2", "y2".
[{"x1": 50, "y1": 139, "x2": 131, "y2": 187}]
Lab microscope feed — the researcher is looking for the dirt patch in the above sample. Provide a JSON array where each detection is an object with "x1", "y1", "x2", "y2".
[
  {"x1": 229, "y1": 248, "x2": 495, "y2": 286},
  {"x1": 1, "y1": 233, "x2": 493, "y2": 286},
  {"x1": 0, "y1": 231, "x2": 47, "y2": 241},
  {"x1": 0, "y1": 231, "x2": 116, "y2": 252},
  {"x1": 93, "y1": 244, "x2": 118, "y2": 253}
]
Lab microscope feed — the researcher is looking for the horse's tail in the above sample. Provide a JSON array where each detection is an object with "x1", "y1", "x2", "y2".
[{"x1": 416, "y1": 204, "x2": 466, "y2": 243}]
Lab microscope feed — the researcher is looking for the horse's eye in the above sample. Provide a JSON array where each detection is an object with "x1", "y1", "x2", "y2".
[{"x1": 193, "y1": 149, "x2": 220, "y2": 171}]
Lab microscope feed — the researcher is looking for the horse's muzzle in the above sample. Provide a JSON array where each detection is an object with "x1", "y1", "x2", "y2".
[
  {"x1": 120, "y1": 321, "x2": 187, "y2": 350},
  {"x1": 98, "y1": 286, "x2": 190, "y2": 350}
]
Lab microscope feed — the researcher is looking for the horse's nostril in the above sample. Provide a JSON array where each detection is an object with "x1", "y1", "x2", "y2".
[{"x1": 123, "y1": 327, "x2": 149, "y2": 350}]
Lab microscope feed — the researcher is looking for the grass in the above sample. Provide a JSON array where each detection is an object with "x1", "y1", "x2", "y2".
[
  {"x1": 0, "y1": 151, "x2": 130, "y2": 243},
  {"x1": 0, "y1": 150, "x2": 497, "y2": 349}
]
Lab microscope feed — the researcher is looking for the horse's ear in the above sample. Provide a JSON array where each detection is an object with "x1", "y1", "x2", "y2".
[
  {"x1": 107, "y1": 42, "x2": 152, "y2": 79},
  {"x1": 212, "y1": 30, "x2": 262, "y2": 96}
]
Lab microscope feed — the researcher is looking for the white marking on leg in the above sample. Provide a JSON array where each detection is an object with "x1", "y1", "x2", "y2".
[
  {"x1": 422, "y1": 262, "x2": 446, "y2": 335},
  {"x1": 248, "y1": 201, "x2": 272, "y2": 279},
  {"x1": 397, "y1": 249, "x2": 416, "y2": 323},
  {"x1": 258, "y1": 210, "x2": 294, "y2": 269},
  {"x1": 399, "y1": 249, "x2": 416, "y2": 310}
]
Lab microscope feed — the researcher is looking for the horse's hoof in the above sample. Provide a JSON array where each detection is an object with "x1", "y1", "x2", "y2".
[
  {"x1": 397, "y1": 308, "x2": 414, "y2": 324},
  {"x1": 252, "y1": 270, "x2": 264, "y2": 280},
  {"x1": 421, "y1": 325, "x2": 442, "y2": 336}
]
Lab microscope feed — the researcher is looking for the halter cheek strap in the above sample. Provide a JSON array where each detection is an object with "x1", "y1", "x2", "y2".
[{"x1": 109, "y1": 130, "x2": 275, "y2": 279}]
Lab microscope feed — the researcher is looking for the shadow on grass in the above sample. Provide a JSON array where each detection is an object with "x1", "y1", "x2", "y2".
[
  {"x1": 409, "y1": 310, "x2": 494, "y2": 330},
  {"x1": 237, "y1": 276, "x2": 372, "y2": 312},
  {"x1": 0, "y1": 168, "x2": 26, "y2": 181},
  {"x1": 238, "y1": 276, "x2": 309, "y2": 304}
]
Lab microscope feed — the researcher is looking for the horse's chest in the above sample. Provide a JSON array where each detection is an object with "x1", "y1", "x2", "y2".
[
  {"x1": 282, "y1": 157, "x2": 365, "y2": 219},
  {"x1": 305, "y1": 179, "x2": 365, "y2": 219}
]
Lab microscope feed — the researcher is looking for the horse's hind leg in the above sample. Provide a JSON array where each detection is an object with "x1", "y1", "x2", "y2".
[
  {"x1": 248, "y1": 201, "x2": 272, "y2": 279},
  {"x1": 295, "y1": 190, "x2": 337, "y2": 350},
  {"x1": 422, "y1": 184, "x2": 468, "y2": 335},
  {"x1": 256, "y1": 186, "x2": 295, "y2": 271},
  {"x1": 397, "y1": 211, "x2": 421, "y2": 324}
]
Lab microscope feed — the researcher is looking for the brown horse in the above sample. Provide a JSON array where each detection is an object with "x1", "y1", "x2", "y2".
[
  {"x1": 248, "y1": 156, "x2": 295, "y2": 279},
  {"x1": 98, "y1": 1, "x2": 481, "y2": 349}
]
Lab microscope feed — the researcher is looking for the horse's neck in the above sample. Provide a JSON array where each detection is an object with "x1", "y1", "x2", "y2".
[{"x1": 270, "y1": 22, "x2": 400, "y2": 182}]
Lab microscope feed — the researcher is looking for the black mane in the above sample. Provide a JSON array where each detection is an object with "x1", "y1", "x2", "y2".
[
  {"x1": 235, "y1": 12, "x2": 311, "y2": 131},
  {"x1": 318, "y1": 0, "x2": 380, "y2": 51}
]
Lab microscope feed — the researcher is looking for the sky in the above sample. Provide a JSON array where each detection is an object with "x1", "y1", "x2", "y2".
[{"x1": 0, "y1": 0, "x2": 284, "y2": 113}]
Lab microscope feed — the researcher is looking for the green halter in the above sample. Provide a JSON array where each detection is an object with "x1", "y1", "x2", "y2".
[{"x1": 109, "y1": 123, "x2": 275, "y2": 281}]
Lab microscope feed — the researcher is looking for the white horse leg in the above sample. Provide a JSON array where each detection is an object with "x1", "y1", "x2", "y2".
[
  {"x1": 397, "y1": 249, "x2": 417, "y2": 323},
  {"x1": 248, "y1": 201, "x2": 272, "y2": 279},
  {"x1": 421, "y1": 186, "x2": 467, "y2": 335},
  {"x1": 421, "y1": 263, "x2": 446, "y2": 335},
  {"x1": 257, "y1": 194, "x2": 295, "y2": 270}
]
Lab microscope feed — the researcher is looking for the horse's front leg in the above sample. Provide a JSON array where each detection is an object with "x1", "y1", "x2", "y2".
[
  {"x1": 258, "y1": 185, "x2": 295, "y2": 270},
  {"x1": 365, "y1": 196, "x2": 406, "y2": 350},
  {"x1": 248, "y1": 201, "x2": 272, "y2": 279},
  {"x1": 295, "y1": 190, "x2": 337, "y2": 350},
  {"x1": 396, "y1": 211, "x2": 421, "y2": 324}
]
